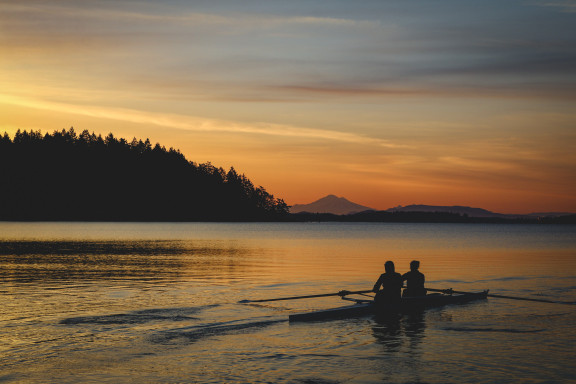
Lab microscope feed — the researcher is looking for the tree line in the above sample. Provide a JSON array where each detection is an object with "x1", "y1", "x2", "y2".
[
  {"x1": 0, "y1": 128, "x2": 289, "y2": 221},
  {"x1": 288, "y1": 210, "x2": 576, "y2": 224}
]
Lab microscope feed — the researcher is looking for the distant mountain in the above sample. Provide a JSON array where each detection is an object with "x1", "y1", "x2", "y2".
[
  {"x1": 386, "y1": 205, "x2": 574, "y2": 218},
  {"x1": 290, "y1": 195, "x2": 375, "y2": 215},
  {"x1": 288, "y1": 200, "x2": 576, "y2": 223}
]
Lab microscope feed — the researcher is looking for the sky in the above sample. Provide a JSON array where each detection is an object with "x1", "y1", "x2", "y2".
[{"x1": 1, "y1": 0, "x2": 575, "y2": 214}]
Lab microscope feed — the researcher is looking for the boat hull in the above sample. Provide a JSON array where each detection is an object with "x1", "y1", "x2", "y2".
[{"x1": 288, "y1": 291, "x2": 488, "y2": 322}]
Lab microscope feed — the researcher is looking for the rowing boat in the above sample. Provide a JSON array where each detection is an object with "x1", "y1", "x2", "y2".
[{"x1": 288, "y1": 290, "x2": 489, "y2": 322}]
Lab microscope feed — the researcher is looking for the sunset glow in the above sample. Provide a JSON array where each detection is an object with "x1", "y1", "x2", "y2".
[{"x1": 2, "y1": 1, "x2": 575, "y2": 213}]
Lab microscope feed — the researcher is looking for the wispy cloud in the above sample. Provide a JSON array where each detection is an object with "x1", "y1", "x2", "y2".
[
  {"x1": 534, "y1": 1, "x2": 576, "y2": 12},
  {"x1": 0, "y1": 94, "x2": 404, "y2": 148},
  {"x1": 3, "y1": 0, "x2": 575, "y2": 101},
  {"x1": 0, "y1": 2, "x2": 378, "y2": 30}
]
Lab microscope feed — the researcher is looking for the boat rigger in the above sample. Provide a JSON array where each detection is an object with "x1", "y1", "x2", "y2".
[{"x1": 238, "y1": 286, "x2": 574, "y2": 323}]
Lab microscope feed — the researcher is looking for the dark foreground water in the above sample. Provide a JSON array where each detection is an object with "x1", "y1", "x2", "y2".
[{"x1": 1, "y1": 222, "x2": 575, "y2": 383}]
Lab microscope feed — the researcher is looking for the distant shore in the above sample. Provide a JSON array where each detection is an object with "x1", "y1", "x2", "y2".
[
  {"x1": 1, "y1": 211, "x2": 575, "y2": 224},
  {"x1": 286, "y1": 211, "x2": 576, "y2": 224}
]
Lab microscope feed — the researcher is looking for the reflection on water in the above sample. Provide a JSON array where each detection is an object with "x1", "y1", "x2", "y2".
[
  {"x1": 372, "y1": 311, "x2": 426, "y2": 354},
  {"x1": 1, "y1": 222, "x2": 575, "y2": 383},
  {"x1": 0, "y1": 240, "x2": 256, "y2": 283}
]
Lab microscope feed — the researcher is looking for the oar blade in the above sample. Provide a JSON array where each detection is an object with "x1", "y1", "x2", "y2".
[{"x1": 427, "y1": 287, "x2": 575, "y2": 306}]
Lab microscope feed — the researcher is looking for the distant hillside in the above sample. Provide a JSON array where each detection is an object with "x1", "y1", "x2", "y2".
[
  {"x1": 290, "y1": 195, "x2": 374, "y2": 215},
  {"x1": 386, "y1": 205, "x2": 506, "y2": 218},
  {"x1": 0, "y1": 128, "x2": 288, "y2": 221},
  {"x1": 387, "y1": 205, "x2": 574, "y2": 218},
  {"x1": 289, "y1": 210, "x2": 576, "y2": 224},
  {"x1": 288, "y1": 198, "x2": 576, "y2": 223}
]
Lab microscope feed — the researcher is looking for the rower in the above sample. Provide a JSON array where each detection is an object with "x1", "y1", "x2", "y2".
[
  {"x1": 372, "y1": 261, "x2": 404, "y2": 305},
  {"x1": 402, "y1": 260, "x2": 427, "y2": 297}
]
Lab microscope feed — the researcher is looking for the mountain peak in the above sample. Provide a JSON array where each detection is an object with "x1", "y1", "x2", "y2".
[
  {"x1": 290, "y1": 195, "x2": 374, "y2": 215},
  {"x1": 317, "y1": 194, "x2": 347, "y2": 203}
]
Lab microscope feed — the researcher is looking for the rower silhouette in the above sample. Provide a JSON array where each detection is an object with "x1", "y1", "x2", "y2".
[
  {"x1": 402, "y1": 260, "x2": 427, "y2": 297},
  {"x1": 372, "y1": 261, "x2": 404, "y2": 305}
]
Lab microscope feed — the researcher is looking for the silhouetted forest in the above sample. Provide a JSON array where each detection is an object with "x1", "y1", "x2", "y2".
[{"x1": 0, "y1": 128, "x2": 288, "y2": 221}]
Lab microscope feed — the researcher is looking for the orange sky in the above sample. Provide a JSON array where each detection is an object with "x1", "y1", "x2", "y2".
[{"x1": 1, "y1": 1, "x2": 576, "y2": 214}]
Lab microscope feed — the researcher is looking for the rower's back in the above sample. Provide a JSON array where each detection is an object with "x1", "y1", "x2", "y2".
[
  {"x1": 402, "y1": 260, "x2": 427, "y2": 297},
  {"x1": 373, "y1": 261, "x2": 403, "y2": 304}
]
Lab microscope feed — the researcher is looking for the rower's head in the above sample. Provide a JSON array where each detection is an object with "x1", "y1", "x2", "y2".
[
  {"x1": 385, "y1": 261, "x2": 395, "y2": 273},
  {"x1": 410, "y1": 260, "x2": 420, "y2": 271}
]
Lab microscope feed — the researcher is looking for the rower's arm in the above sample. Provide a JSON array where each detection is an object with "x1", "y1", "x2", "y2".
[{"x1": 372, "y1": 275, "x2": 383, "y2": 292}]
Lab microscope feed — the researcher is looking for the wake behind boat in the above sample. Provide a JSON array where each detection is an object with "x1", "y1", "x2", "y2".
[{"x1": 288, "y1": 290, "x2": 489, "y2": 322}]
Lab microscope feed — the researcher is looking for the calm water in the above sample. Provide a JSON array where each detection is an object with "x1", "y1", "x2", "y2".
[{"x1": 1, "y1": 222, "x2": 575, "y2": 383}]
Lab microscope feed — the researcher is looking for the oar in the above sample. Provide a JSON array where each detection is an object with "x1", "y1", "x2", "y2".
[
  {"x1": 238, "y1": 289, "x2": 373, "y2": 303},
  {"x1": 426, "y1": 287, "x2": 575, "y2": 306}
]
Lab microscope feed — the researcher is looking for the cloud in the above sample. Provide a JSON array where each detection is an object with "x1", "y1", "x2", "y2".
[
  {"x1": 534, "y1": 1, "x2": 576, "y2": 12},
  {"x1": 272, "y1": 85, "x2": 429, "y2": 97},
  {"x1": 0, "y1": 94, "x2": 404, "y2": 148},
  {"x1": 266, "y1": 81, "x2": 576, "y2": 101},
  {"x1": 0, "y1": 2, "x2": 378, "y2": 32},
  {"x1": 3, "y1": 0, "x2": 575, "y2": 103}
]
